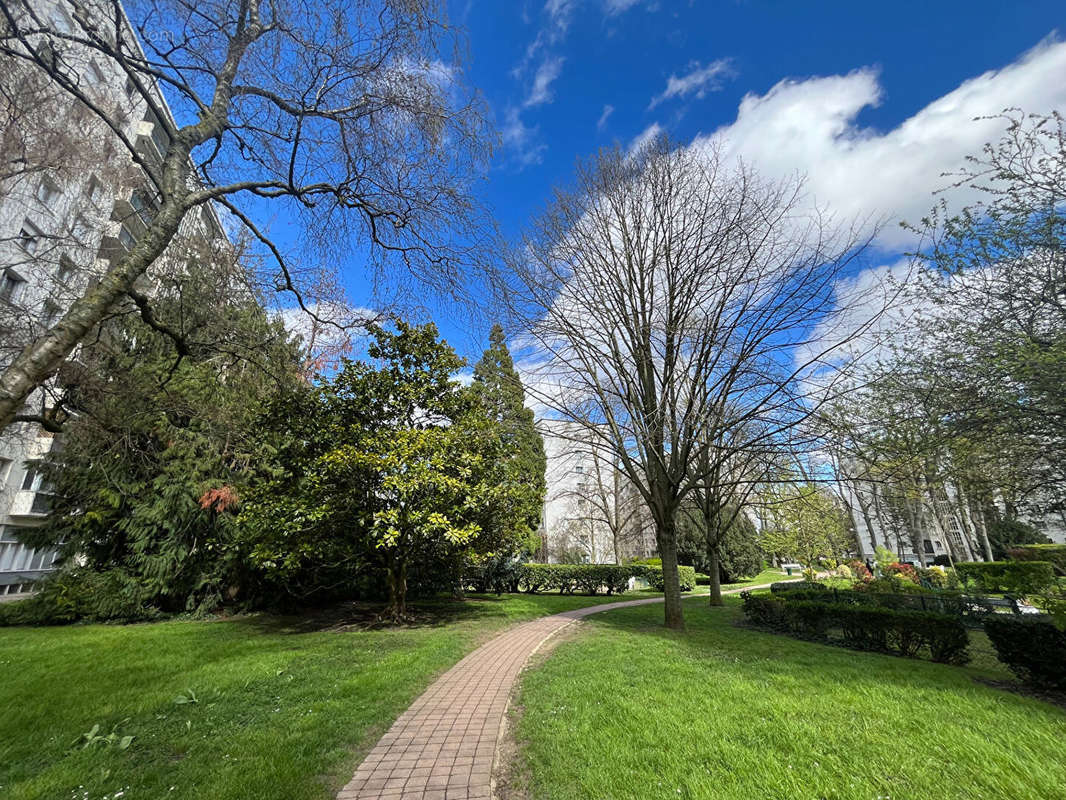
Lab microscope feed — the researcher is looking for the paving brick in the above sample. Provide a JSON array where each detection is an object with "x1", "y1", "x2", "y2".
[{"x1": 336, "y1": 585, "x2": 773, "y2": 799}]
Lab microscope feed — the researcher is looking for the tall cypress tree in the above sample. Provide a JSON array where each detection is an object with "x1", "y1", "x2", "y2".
[{"x1": 470, "y1": 324, "x2": 547, "y2": 551}]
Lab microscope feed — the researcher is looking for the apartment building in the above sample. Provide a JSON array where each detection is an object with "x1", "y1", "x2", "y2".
[
  {"x1": 0, "y1": 0, "x2": 226, "y2": 598},
  {"x1": 537, "y1": 420, "x2": 656, "y2": 563}
]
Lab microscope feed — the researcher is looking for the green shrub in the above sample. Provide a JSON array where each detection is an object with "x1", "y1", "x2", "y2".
[
  {"x1": 984, "y1": 615, "x2": 1066, "y2": 689},
  {"x1": 770, "y1": 580, "x2": 827, "y2": 595},
  {"x1": 741, "y1": 594, "x2": 970, "y2": 664},
  {"x1": 739, "y1": 591, "x2": 786, "y2": 628},
  {"x1": 854, "y1": 576, "x2": 933, "y2": 596},
  {"x1": 695, "y1": 573, "x2": 710, "y2": 585},
  {"x1": 955, "y1": 561, "x2": 1055, "y2": 595},
  {"x1": 0, "y1": 569, "x2": 162, "y2": 626},
  {"x1": 517, "y1": 564, "x2": 635, "y2": 595},
  {"x1": 638, "y1": 564, "x2": 696, "y2": 592},
  {"x1": 1008, "y1": 544, "x2": 1066, "y2": 576}
]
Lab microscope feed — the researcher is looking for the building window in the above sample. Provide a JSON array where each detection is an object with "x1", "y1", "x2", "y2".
[
  {"x1": 118, "y1": 225, "x2": 136, "y2": 251},
  {"x1": 21, "y1": 462, "x2": 40, "y2": 492},
  {"x1": 56, "y1": 256, "x2": 74, "y2": 285},
  {"x1": 84, "y1": 59, "x2": 105, "y2": 87},
  {"x1": 17, "y1": 220, "x2": 43, "y2": 254},
  {"x1": 0, "y1": 270, "x2": 27, "y2": 304},
  {"x1": 36, "y1": 178, "x2": 61, "y2": 209},
  {"x1": 124, "y1": 75, "x2": 137, "y2": 98},
  {"x1": 130, "y1": 189, "x2": 156, "y2": 226},
  {"x1": 72, "y1": 215, "x2": 91, "y2": 241},
  {"x1": 48, "y1": 4, "x2": 73, "y2": 34},
  {"x1": 923, "y1": 539, "x2": 934, "y2": 554},
  {"x1": 0, "y1": 458, "x2": 11, "y2": 484},
  {"x1": 86, "y1": 176, "x2": 104, "y2": 204},
  {"x1": 19, "y1": 464, "x2": 54, "y2": 516},
  {"x1": 574, "y1": 465, "x2": 584, "y2": 474},
  {"x1": 42, "y1": 299, "x2": 61, "y2": 326}
]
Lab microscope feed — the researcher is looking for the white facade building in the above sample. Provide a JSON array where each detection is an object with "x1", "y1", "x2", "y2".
[
  {"x1": 537, "y1": 420, "x2": 656, "y2": 563},
  {"x1": 838, "y1": 475, "x2": 1066, "y2": 566},
  {"x1": 0, "y1": 0, "x2": 225, "y2": 598}
]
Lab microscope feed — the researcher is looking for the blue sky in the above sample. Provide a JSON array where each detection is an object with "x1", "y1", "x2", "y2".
[
  {"x1": 338, "y1": 1, "x2": 1066, "y2": 361},
  {"x1": 459, "y1": 1, "x2": 1065, "y2": 235}
]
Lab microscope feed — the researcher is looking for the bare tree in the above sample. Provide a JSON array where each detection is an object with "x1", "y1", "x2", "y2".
[
  {"x1": 0, "y1": 0, "x2": 490, "y2": 429},
  {"x1": 509, "y1": 138, "x2": 884, "y2": 628}
]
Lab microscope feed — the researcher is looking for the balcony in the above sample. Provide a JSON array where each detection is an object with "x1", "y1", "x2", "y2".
[
  {"x1": 133, "y1": 117, "x2": 171, "y2": 165},
  {"x1": 9, "y1": 489, "x2": 51, "y2": 518}
]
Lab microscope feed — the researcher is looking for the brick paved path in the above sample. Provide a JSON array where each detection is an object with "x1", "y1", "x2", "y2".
[{"x1": 337, "y1": 585, "x2": 779, "y2": 800}]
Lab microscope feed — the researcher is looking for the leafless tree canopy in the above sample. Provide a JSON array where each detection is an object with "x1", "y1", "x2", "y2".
[
  {"x1": 508, "y1": 137, "x2": 885, "y2": 627},
  {"x1": 0, "y1": 0, "x2": 491, "y2": 428}
]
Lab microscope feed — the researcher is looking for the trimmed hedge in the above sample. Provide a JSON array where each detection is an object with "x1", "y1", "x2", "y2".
[
  {"x1": 1008, "y1": 544, "x2": 1066, "y2": 576},
  {"x1": 515, "y1": 563, "x2": 696, "y2": 595},
  {"x1": 639, "y1": 564, "x2": 697, "y2": 593},
  {"x1": 741, "y1": 592, "x2": 970, "y2": 664},
  {"x1": 955, "y1": 560, "x2": 1055, "y2": 595},
  {"x1": 984, "y1": 615, "x2": 1066, "y2": 689},
  {"x1": 770, "y1": 580, "x2": 826, "y2": 595},
  {"x1": 517, "y1": 564, "x2": 632, "y2": 595}
]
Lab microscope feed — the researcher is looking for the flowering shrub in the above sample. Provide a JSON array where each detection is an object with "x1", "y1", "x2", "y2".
[
  {"x1": 884, "y1": 562, "x2": 920, "y2": 583},
  {"x1": 845, "y1": 559, "x2": 872, "y2": 580}
]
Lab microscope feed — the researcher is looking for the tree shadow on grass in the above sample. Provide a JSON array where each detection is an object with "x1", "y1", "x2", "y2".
[{"x1": 226, "y1": 595, "x2": 507, "y2": 636}]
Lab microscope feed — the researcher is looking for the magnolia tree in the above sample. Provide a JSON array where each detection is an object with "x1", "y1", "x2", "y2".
[
  {"x1": 507, "y1": 137, "x2": 886, "y2": 629},
  {"x1": 0, "y1": 0, "x2": 490, "y2": 429}
]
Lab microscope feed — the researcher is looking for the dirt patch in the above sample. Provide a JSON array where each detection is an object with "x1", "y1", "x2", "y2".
[
  {"x1": 493, "y1": 621, "x2": 585, "y2": 800},
  {"x1": 973, "y1": 677, "x2": 1066, "y2": 710}
]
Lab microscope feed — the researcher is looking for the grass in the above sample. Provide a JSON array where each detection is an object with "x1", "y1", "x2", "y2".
[
  {"x1": 0, "y1": 592, "x2": 632, "y2": 800},
  {"x1": 515, "y1": 594, "x2": 1066, "y2": 800}
]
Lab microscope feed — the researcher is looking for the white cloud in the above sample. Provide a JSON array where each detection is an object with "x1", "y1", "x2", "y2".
[
  {"x1": 597, "y1": 103, "x2": 614, "y2": 130},
  {"x1": 275, "y1": 302, "x2": 376, "y2": 364},
  {"x1": 502, "y1": 107, "x2": 547, "y2": 167},
  {"x1": 524, "y1": 56, "x2": 566, "y2": 108},
  {"x1": 628, "y1": 121, "x2": 663, "y2": 155},
  {"x1": 604, "y1": 0, "x2": 642, "y2": 15},
  {"x1": 692, "y1": 37, "x2": 1066, "y2": 248},
  {"x1": 649, "y1": 59, "x2": 733, "y2": 109}
]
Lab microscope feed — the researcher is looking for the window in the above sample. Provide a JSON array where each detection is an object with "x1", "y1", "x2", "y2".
[
  {"x1": 56, "y1": 256, "x2": 74, "y2": 285},
  {"x1": 923, "y1": 539, "x2": 934, "y2": 554},
  {"x1": 17, "y1": 220, "x2": 43, "y2": 254},
  {"x1": 118, "y1": 226, "x2": 136, "y2": 250},
  {"x1": 72, "y1": 215, "x2": 91, "y2": 241},
  {"x1": 86, "y1": 176, "x2": 104, "y2": 204},
  {"x1": 20, "y1": 462, "x2": 40, "y2": 492},
  {"x1": 42, "y1": 299, "x2": 61, "y2": 326},
  {"x1": 84, "y1": 59, "x2": 105, "y2": 87},
  {"x1": 0, "y1": 270, "x2": 26, "y2": 304},
  {"x1": 36, "y1": 178, "x2": 60, "y2": 209},
  {"x1": 124, "y1": 76, "x2": 137, "y2": 98},
  {"x1": 130, "y1": 189, "x2": 156, "y2": 225},
  {"x1": 49, "y1": 4, "x2": 73, "y2": 34},
  {"x1": 0, "y1": 458, "x2": 11, "y2": 485},
  {"x1": 574, "y1": 465, "x2": 584, "y2": 474}
]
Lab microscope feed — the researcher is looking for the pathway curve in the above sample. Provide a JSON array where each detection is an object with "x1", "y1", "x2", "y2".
[{"x1": 337, "y1": 583, "x2": 781, "y2": 800}]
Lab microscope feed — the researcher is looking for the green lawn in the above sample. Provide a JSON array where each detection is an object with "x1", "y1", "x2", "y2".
[
  {"x1": 0, "y1": 592, "x2": 630, "y2": 800},
  {"x1": 515, "y1": 595, "x2": 1066, "y2": 800}
]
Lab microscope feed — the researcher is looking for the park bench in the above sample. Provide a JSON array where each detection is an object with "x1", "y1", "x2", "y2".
[{"x1": 781, "y1": 562, "x2": 803, "y2": 576}]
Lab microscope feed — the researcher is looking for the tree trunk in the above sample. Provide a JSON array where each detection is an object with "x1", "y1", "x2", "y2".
[
  {"x1": 387, "y1": 559, "x2": 408, "y2": 620},
  {"x1": 707, "y1": 544, "x2": 723, "y2": 606},
  {"x1": 0, "y1": 199, "x2": 187, "y2": 428},
  {"x1": 656, "y1": 516, "x2": 685, "y2": 630}
]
